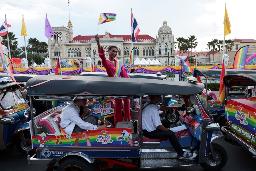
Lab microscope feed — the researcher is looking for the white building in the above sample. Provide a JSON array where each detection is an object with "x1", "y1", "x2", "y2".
[{"x1": 48, "y1": 20, "x2": 175, "y2": 67}]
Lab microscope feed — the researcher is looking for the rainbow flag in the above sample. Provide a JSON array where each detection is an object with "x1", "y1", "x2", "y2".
[
  {"x1": 233, "y1": 45, "x2": 249, "y2": 69},
  {"x1": 218, "y1": 61, "x2": 226, "y2": 103},
  {"x1": 115, "y1": 60, "x2": 122, "y2": 77},
  {"x1": 98, "y1": 13, "x2": 116, "y2": 24},
  {"x1": 181, "y1": 57, "x2": 192, "y2": 73}
]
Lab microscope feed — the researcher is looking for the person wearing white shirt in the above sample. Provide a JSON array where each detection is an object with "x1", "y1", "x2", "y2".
[
  {"x1": 142, "y1": 95, "x2": 193, "y2": 160},
  {"x1": 60, "y1": 97, "x2": 105, "y2": 135}
]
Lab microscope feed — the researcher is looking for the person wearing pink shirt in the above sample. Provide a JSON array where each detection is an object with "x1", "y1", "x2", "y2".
[{"x1": 95, "y1": 35, "x2": 131, "y2": 124}]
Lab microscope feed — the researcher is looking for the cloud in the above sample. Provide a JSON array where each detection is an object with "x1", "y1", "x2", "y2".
[{"x1": 0, "y1": 0, "x2": 255, "y2": 52}]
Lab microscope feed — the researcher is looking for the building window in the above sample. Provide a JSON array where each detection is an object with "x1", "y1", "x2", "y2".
[
  {"x1": 68, "y1": 48, "x2": 81, "y2": 57},
  {"x1": 152, "y1": 49, "x2": 154, "y2": 56},
  {"x1": 159, "y1": 47, "x2": 161, "y2": 55},
  {"x1": 133, "y1": 47, "x2": 139, "y2": 56},
  {"x1": 143, "y1": 49, "x2": 145, "y2": 56},
  {"x1": 54, "y1": 51, "x2": 61, "y2": 57}
]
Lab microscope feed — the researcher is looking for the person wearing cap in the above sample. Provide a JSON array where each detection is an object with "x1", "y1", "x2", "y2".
[
  {"x1": 60, "y1": 97, "x2": 106, "y2": 135},
  {"x1": 142, "y1": 95, "x2": 194, "y2": 160}
]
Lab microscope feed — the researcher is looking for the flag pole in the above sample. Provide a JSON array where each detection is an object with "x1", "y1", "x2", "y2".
[
  {"x1": 5, "y1": 15, "x2": 12, "y2": 62},
  {"x1": 130, "y1": 8, "x2": 134, "y2": 67},
  {"x1": 59, "y1": 56, "x2": 62, "y2": 75},
  {"x1": 23, "y1": 36, "x2": 28, "y2": 62}
]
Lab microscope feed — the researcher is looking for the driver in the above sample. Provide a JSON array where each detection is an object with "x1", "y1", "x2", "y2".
[
  {"x1": 60, "y1": 97, "x2": 106, "y2": 135},
  {"x1": 142, "y1": 95, "x2": 194, "y2": 160}
]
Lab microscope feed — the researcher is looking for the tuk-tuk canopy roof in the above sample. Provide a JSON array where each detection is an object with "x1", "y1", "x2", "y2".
[
  {"x1": 26, "y1": 75, "x2": 204, "y2": 96},
  {"x1": 198, "y1": 69, "x2": 256, "y2": 78},
  {"x1": 0, "y1": 73, "x2": 36, "y2": 83},
  {"x1": 224, "y1": 74, "x2": 256, "y2": 87},
  {"x1": 0, "y1": 81, "x2": 22, "y2": 90}
]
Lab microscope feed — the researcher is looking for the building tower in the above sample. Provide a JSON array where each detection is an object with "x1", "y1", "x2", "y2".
[{"x1": 156, "y1": 21, "x2": 175, "y2": 65}]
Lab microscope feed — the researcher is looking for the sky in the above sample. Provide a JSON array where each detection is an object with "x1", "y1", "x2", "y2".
[{"x1": 0, "y1": 0, "x2": 255, "y2": 51}]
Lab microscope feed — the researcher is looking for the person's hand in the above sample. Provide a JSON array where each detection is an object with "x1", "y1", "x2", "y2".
[
  {"x1": 95, "y1": 34, "x2": 100, "y2": 46},
  {"x1": 97, "y1": 124, "x2": 107, "y2": 130}
]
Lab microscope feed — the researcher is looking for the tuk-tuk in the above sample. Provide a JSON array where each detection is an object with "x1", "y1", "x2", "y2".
[
  {"x1": 221, "y1": 74, "x2": 256, "y2": 157},
  {"x1": 0, "y1": 77, "x2": 31, "y2": 152},
  {"x1": 26, "y1": 75, "x2": 227, "y2": 170}
]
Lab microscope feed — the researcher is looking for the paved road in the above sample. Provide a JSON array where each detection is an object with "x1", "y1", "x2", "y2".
[{"x1": 0, "y1": 138, "x2": 255, "y2": 171}]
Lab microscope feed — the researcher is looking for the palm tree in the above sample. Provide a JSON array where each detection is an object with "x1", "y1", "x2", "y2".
[
  {"x1": 176, "y1": 37, "x2": 189, "y2": 54},
  {"x1": 1, "y1": 32, "x2": 19, "y2": 57},
  {"x1": 187, "y1": 35, "x2": 198, "y2": 63},
  {"x1": 225, "y1": 39, "x2": 234, "y2": 52}
]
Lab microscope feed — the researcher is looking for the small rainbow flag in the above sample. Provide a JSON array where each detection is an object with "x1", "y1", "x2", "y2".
[
  {"x1": 115, "y1": 59, "x2": 122, "y2": 77},
  {"x1": 233, "y1": 45, "x2": 249, "y2": 69},
  {"x1": 181, "y1": 57, "x2": 192, "y2": 73},
  {"x1": 98, "y1": 13, "x2": 116, "y2": 24}
]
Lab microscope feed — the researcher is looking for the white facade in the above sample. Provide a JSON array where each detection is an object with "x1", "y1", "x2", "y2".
[{"x1": 48, "y1": 21, "x2": 175, "y2": 67}]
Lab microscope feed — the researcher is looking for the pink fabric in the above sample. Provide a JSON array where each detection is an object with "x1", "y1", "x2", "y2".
[
  {"x1": 38, "y1": 119, "x2": 55, "y2": 134},
  {"x1": 98, "y1": 47, "x2": 130, "y2": 124},
  {"x1": 98, "y1": 48, "x2": 129, "y2": 78}
]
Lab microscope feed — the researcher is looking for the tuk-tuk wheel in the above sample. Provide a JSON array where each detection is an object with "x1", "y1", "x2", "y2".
[
  {"x1": 200, "y1": 143, "x2": 227, "y2": 171},
  {"x1": 58, "y1": 157, "x2": 93, "y2": 171}
]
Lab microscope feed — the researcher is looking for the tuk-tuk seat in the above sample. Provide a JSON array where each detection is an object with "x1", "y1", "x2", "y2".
[
  {"x1": 37, "y1": 113, "x2": 61, "y2": 135},
  {"x1": 34, "y1": 107, "x2": 62, "y2": 135}
]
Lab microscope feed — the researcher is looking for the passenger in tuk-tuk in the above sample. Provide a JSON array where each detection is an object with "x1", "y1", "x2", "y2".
[
  {"x1": 95, "y1": 35, "x2": 131, "y2": 124},
  {"x1": 142, "y1": 95, "x2": 194, "y2": 160},
  {"x1": 60, "y1": 97, "x2": 106, "y2": 135}
]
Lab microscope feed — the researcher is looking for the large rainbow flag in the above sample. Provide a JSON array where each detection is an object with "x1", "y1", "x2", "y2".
[{"x1": 233, "y1": 45, "x2": 249, "y2": 69}]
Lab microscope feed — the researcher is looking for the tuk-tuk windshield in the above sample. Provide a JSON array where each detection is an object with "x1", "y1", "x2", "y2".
[{"x1": 0, "y1": 90, "x2": 25, "y2": 110}]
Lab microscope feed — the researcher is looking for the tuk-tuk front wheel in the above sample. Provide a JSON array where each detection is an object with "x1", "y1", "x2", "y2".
[
  {"x1": 200, "y1": 143, "x2": 227, "y2": 171},
  {"x1": 58, "y1": 157, "x2": 93, "y2": 171}
]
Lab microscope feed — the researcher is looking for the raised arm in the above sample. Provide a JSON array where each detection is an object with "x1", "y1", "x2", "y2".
[
  {"x1": 95, "y1": 34, "x2": 101, "y2": 50},
  {"x1": 95, "y1": 34, "x2": 106, "y2": 61}
]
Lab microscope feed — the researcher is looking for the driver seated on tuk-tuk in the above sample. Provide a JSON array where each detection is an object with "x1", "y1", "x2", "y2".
[
  {"x1": 60, "y1": 97, "x2": 106, "y2": 135},
  {"x1": 142, "y1": 95, "x2": 194, "y2": 160}
]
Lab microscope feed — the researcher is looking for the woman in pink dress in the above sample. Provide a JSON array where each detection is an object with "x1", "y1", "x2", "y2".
[{"x1": 95, "y1": 35, "x2": 131, "y2": 124}]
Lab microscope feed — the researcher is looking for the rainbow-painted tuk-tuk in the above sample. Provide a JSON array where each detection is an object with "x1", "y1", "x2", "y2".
[
  {"x1": 221, "y1": 74, "x2": 256, "y2": 157},
  {"x1": 26, "y1": 75, "x2": 227, "y2": 170}
]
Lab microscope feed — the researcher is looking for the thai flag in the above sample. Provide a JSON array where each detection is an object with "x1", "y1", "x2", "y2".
[
  {"x1": 0, "y1": 23, "x2": 8, "y2": 36},
  {"x1": 131, "y1": 12, "x2": 140, "y2": 42}
]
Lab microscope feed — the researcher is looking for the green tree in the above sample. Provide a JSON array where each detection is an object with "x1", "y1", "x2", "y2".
[
  {"x1": 24, "y1": 38, "x2": 48, "y2": 65},
  {"x1": 27, "y1": 38, "x2": 48, "y2": 54},
  {"x1": 1, "y1": 32, "x2": 20, "y2": 57},
  {"x1": 225, "y1": 39, "x2": 234, "y2": 52},
  {"x1": 176, "y1": 37, "x2": 189, "y2": 53},
  {"x1": 187, "y1": 35, "x2": 198, "y2": 64}
]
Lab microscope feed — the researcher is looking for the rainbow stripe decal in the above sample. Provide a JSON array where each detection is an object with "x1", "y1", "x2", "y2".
[
  {"x1": 233, "y1": 45, "x2": 249, "y2": 69},
  {"x1": 32, "y1": 128, "x2": 133, "y2": 148},
  {"x1": 225, "y1": 97, "x2": 256, "y2": 146}
]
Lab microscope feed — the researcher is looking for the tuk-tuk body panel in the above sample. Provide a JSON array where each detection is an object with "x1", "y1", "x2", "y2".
[
  {"x1": 225, "y1": 97, "x2": 256, "y2": 146},
  {"x1": 36, "y1": 147, "x2": 140, "y2": 159},
  {"x1": 32, "y1": 128, "x2": 133, "y2": 148}
]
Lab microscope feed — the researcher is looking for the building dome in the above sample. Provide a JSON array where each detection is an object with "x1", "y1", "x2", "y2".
[{"x1": 158, "y1": 21, "x2": 172, "y2": 34}]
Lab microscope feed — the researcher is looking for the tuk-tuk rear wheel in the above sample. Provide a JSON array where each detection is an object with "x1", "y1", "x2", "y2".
[
  {"x1": 200, "y1": 143, "x2": 227, "y2": 171},
  {"x1": 58, "y1": 157, "x2": 93, "y2": 171}
]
